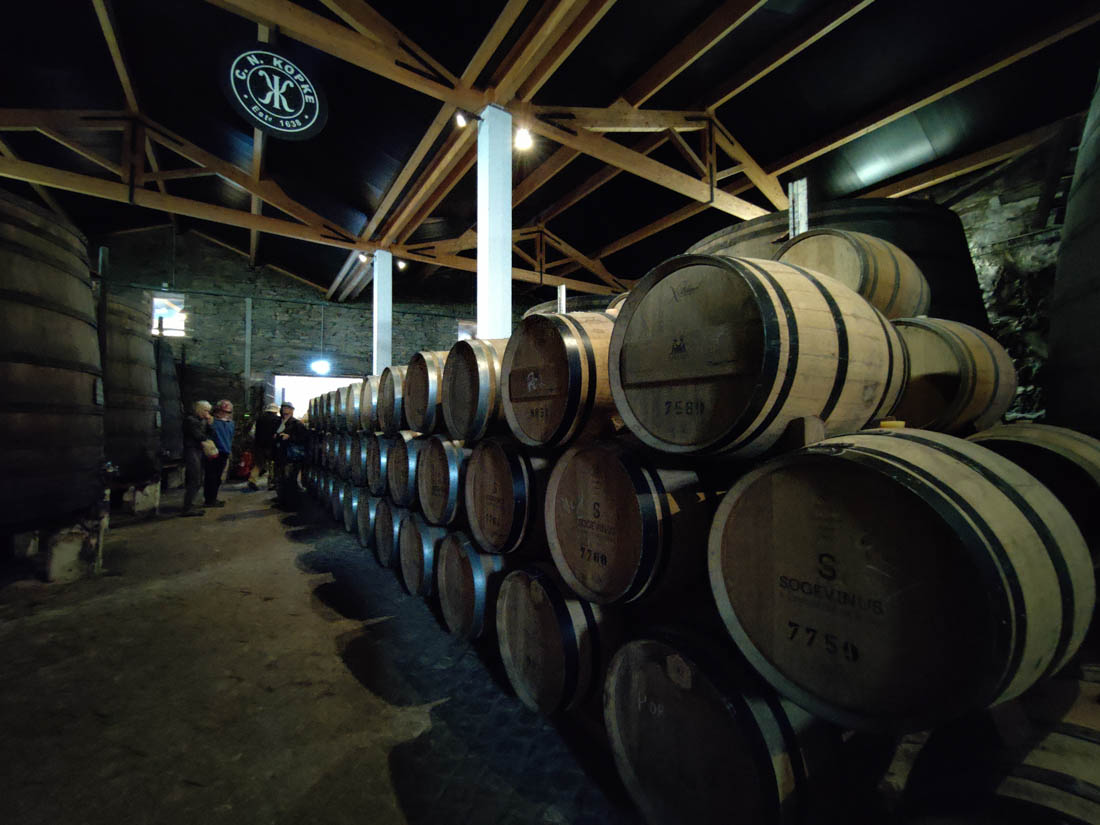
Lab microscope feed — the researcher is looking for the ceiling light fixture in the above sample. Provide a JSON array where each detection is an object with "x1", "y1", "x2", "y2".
[
  {"x1": 357, "y1": 252, "x2": 368, "y2": 263},
  {"x1": 514, "y1": 127, "x2": 533, "y2": 151},
  {"x1": 397, "y1": 260, "x2": 407, "y2": 270},
  {"x1": 310, "y1": 359, "x2": 331, "y2": 375},
  {"x1": 455, "y1": 112, "x2": 468, "y2": 128}
]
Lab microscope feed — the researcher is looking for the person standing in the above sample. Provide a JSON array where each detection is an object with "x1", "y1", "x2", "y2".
[
  {"x1": 181, "y1": 400, "x2": 213, "y2": 517},
  {"x1": 248, "y1": 403, "x2": 281, "y2": 490},
  {"x1": 205, "y1": 399, "x2": 235, "y2": 508},
  {"x1": 273, "y1": 402, "x2": 307, "y2": 506}
]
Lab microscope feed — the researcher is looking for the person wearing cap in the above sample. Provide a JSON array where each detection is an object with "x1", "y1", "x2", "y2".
[
  {"x1": 204, "y1": 399, "x2": 235, "y2": 507},
  {"x1": 273, "y1": 402, "x2": 307, "y2": 506},
  {"x1": 248, "y1": 402, "x2": 282, "y2": 491}
]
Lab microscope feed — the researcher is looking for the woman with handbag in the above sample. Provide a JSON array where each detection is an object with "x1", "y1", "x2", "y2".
[
  {"x1": 181, "y1": 400, "x2": 215, "y2": 517},
  {"x1": 273, "y1": 402, "x2": 307, "y2": 507}
]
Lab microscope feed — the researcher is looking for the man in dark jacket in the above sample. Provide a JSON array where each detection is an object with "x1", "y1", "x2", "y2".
[
  {"x1": 205, "y1": 399, "x2": 235, "y2": 507},
  {"x1": 273, "y1": 402, "x2": 308, "y2": 506},
  {"x1": 181, "y1": 400, "x2": 213, "y2": 516},
  {"x1": 248, "y1": 403, "x2": 281, "y2": 490}
]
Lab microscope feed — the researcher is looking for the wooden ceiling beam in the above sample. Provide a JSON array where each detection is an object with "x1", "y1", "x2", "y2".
[
  {"x1": 704, "y1": 0, "x2": 877, "y2": 110},
  {"x1": 395, "y1": 246, "x2": 615, "y2": 294},
  {"x1": 623, "y1": 0, "x2": 767, "y2": 106},
  {"x1": 0, "y1": 109, "x2": 130, "y2": 131},
  {"x1": 490, "y1": 0, "x2": 586, "y2": 101},
  {"x1": 711, "y1": 118, "x2": 787, "y2": 208},
  {"x1": 36, "y1": 127, "x2": 123, "y2": 177},
  {"x1": 327, "y1": 251, "x2": 363, "y2": 299},
  {"x1": 860, "y1": 115, "x2": 1081, "y2": 199},
  {"x1": 516, "y1": 0, "x2": 618, "y2": 100},
  {"x1": 767, "y1": 4, "x2": 1100, "y2": 176},
  {"x1": 524, "y1": 102, "x2": 710, "y2": 132},
  {"x1": 0, "y1": 136, "x2": 72, "y2": 223},
  {"x1": 395, "y1": 144, "x2": 478, "y2": 244},
  {"x1": 541, "y1": 227, "x2": 627, "y2": 288}
]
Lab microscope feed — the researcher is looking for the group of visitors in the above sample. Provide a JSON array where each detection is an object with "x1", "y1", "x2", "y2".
[{"x1": 181, "y1": 398, "x2": 307, "y2": 516}]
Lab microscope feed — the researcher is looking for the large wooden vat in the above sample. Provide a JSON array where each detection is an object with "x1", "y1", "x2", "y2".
[
  {"x1": 155, "y1": 338, "x2": 183, "y2": 461},
  {"x1": 103, "y1": 295, "x2": 161, "y2": 481}
]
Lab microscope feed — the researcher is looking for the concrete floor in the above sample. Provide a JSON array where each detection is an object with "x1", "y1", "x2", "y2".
[{"x1": 0, "y1": 483, "x2": 639, "y2": 825}]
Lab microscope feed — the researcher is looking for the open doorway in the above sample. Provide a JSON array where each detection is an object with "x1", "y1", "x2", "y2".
[{"x1": 273, "y1": 375, "x2": 360, "y2": 424}]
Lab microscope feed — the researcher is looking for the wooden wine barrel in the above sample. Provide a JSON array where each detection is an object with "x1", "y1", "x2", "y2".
[
  {"x1": 359, "y1": 375, "x2": 380, "y2": 432},
  {"x1": 522, "y1": 293, "x2": 627, "y2": 317},
  {"x1": 416, "y1": 436, "x2": 471, "y2": 526},
  {"x1": 464, "y1": 438, "x2": 552, "y2": 555},
  {"x1": 437, "y1": 532, "x2": 508, "y2": 639},
  {"x1": 496, "y1": 566, "x2": 616, "y2": 714},
  {"x1": 334, "y1": 387, "x2": 349, "y2": 433},
  {"x1": 342, "y1": 484, "x2": 363, "y2": 533},
  {"x1": 0, "y1": 190, "x2": 105, "y2": 528},
  {"x1": 349, "y1": 433, "x2": 367, "y2": 486},
  {"x1": 373, "y1": 498, "x2": 408, "y2": 568},
  {"x1": 545, "y1": 442, "x2": 720, "y2": 604},
  {"x1": 322, "y1": 391, "x2": 334, "y2": 431},
  {"x1": 103, "y1": 295, "x2": 161, "y2": 481},
  {"x1": 442, "y1": 338, "x2": 509, "y2": 442},
  {"x1": 686, "y1": 197, "x2": 990, "y2": 330},
  {"x1": 609, "y1": 255, "x2": 907, "y2": 457},
  {"x1": 708, "y1": 428, "x2": 1095, "y2": 732},
  {"x1": 329, "y1": 477, "x2": 346, "y2": 522},
  {"x1": 893, "y1": 318, "x2": 1017, "y2": 434},
  {"x1": 343, "y1": 382, "x2": 362, "y2": 432},
  {"x1": 377, "y1": 365, "x2": 408, "y2": 435},
  {"x1": 605, "y1": 637, "x2": 835, "y2": 825},
  {"x1": 398, "y1": 511, "x2": 449, "y2": 597},
  {"x1": 1048, "y1": 76, "x2": 1100, "y2": 437},
  {"x1": 337, "y1": 433, "x2": 354, "y2": 479},
  {"x1": 970, "y1": 423, "x2": 1100, "y2": 562},
  {"x1": 364, "y1": 432, "x2": 391, "y2": 496},
  {"x1": 356, "y1": 494, "x2": 381, "y2": 550},
  {"x1": 405, "y1": 350, "x2": 448, "y2": 434},
  {"x1": 387, "y1": 431, "x2": 427, "y2": 507},
  {"x1": 155, "y1": 338, "x2": 183, "y2": 461},
  {"x1": 777, "y1": 229, "x2": 931, "y2": 319},
  {"x1": 320, "y1": 433, "x2": 333, "y2": 471},
  {"x1": 501, "y1": 309, "x2": 619, "y2": 448},
  {"x1": 319, "y1": 472, "x2": 334, "y2": 508}
]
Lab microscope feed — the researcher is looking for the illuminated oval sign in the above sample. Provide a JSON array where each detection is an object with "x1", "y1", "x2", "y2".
[{"x1": 224, "y1": 46, "x2": 327, "y2": 140}]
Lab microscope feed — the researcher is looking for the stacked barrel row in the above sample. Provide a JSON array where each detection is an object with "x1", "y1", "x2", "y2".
[{"x1": 296, "y1": 214, "x2": 1100, "y2": 825}]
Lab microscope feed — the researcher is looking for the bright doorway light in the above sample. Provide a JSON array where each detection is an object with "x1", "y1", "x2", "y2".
[{"x1": 310, "y1": 359, "x2": 331, "y2": 375}]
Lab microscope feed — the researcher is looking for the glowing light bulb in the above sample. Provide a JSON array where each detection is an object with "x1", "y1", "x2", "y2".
[
  {"x1": 514, "y1": 127, "x2": 533, "y2": 150},
  {"x1": 397, "y1": 260, "x2": 407, "y2": 270},
  {"x1": 455, "y1": 112, "x2": 468, "y2": 128},
  {"x1": 357, "y1": 252, "x2": 368, "y2": 263},
  {"x1": 310, "y1": 359, "x2": 331, "y2": 375}
]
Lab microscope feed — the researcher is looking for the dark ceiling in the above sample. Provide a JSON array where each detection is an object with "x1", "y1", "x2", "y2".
[{"x1": 0, "y1": 0, "x2": 1097, "y2": 302}]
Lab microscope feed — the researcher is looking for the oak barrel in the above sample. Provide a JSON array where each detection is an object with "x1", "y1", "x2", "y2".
[
  {"x1": 0, "y1": 190, "x2": 104, "y2": 528},
  {"x1": 364, "y1": 432, "x2": 390, "y2": 496},
  {"x1": 329, "y1": 477, "x2": 346, "y2": 522},
  {"x1": 377, "y1": 365, "x2": 408, "y2": 435},
  {"x1": 373, "y1": 498, "x2": 407, "y2": 568},
  {"x1": 707, "y1": 428, "x2": 1095, "y2": 732},
  {"x1": 103, "y1": 295, "x2": 161, "y2": 481},
  {"x1": 416, "y1": 436, "x2": 470, "y2": 526},
  {"x1": 545, "y1": 442, "x2": 720, "y2": 604},
  {"x1": 337, "y1": 433, "x2": 354, "y2": 480},
  {"x1": 359, "y1": 375, "x2": 380, "y2": 432},
  {"x1": 343, "y1": 382, "x2": 362, "y2": 432},
  {"x1": 356, "y1": 494, "x2": 380, "y2": 549},
  {"x1": 437, "y1": 532, "x2": 508, "y2": 639},
  {"x1": 404, "y1": 350, "x2": 448, "y2": 434},
  {"x1": 155, "y1": 338, "x2": 183, "y2": 461},
  {"x1": 323, "y1": 391, "x2": 336, "y2": 431},
  {"x1": 496, "y1": 566, "x2": 616, "y2": 714},
  {"x1": 522, "y1": 293, "x2": 627, "y2": 318},
  {"x1": 349, "y1": 433, "x2": 367, "y2": 486},
  {"x1": 609, "y1": 255, "x2": 907, "y2": 457},
  {"x1": 502, "y1": 309, "x2": 620, "y2": 448},
  {"x1": 605, "y1": 637, "x2": 835, "y2": 825},
  {"x1": 464, "y1": 438, "x2": 552, "y2": 555},
  {"x1": 398, "y1": 511, "x2": 448, "y2": 597},
  {"x1": 441, "y1": 338, "x2": 509, "y2": 442},
  {"x1": 687, "y1": 197, "x2": 989, "y2": 329},
  {"x1": 777, "y1": 229, "x2": 931, "y2": 319},
  {"x1": 333, "y1": 386, "x2": 348, "y2": 433},
  {"x1": 893, "y1": 317, "x2": 1017, "y2": 433},
  {"x1": 342, "y1": 484, "x2": 363, "y2": 533},
  {"x1": 970, "y1": 423, "x2": 1100, "y2": 562},
  {"x1": 386, "y1": 431, "x2": 427, "y2": 507},
  {"x1": 1048, "y1": 74, "x2": 1100, "y2": 436}
]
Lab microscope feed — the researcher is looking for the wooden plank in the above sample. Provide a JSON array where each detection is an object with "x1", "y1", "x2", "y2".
[
  {"x1": 380, "y1": 128, "x2": 476, "y2": 244},
  {"x1": 91, "y1": 0, "x2": 139, "y2": 111},
  {"x1": 665, "y1": 128, "x2": 708, "y2": 176},
  {"x1": 514, "y1": 145, "x2": 579, "y2": 207},
  {"x1": 516, "y1": 0, "x2": 618, "y2": 100},
  {"x1": 36, "y1": 127, "x2": 123, "y2": 177},
  {"x1": 860, "y1": 118, "x2": 1074, "y2": 199},
  {"x1": 143, "y1": 168, "x2": 218, "y2": 182},
  {"x1": 704, "y1": 0, "x2": 876, "y2": 109},
  {"x1": 623, "y1": 0, "x2": 767, "y2": 106},
  {"x1": 396, "y1": 247, "x2": 616, "y2": 294},
  {"x1": 0, "y1": 136, "x2": 72, "y2": 222},
  {"x1": 327, "y1": 251, "x2": 362, "y2": 299},
  {"x1": 491, "y1": 0, "x2": 585, "y2": 101},
  {"x1": 542, "y1": 228, "x2": 628, "y2": 288},
  {"x1": 712, "y1": 118, "x2": 788, "y2": 208},
  {"x1": 525, "y1": 102, "x2": 709, "y2": 132},
  {"x1": 0, "y1": 153, "x2": 377, "y2": 251},
  {"x1": 396, "y1": 144, "x2": 478, "y2": 244},
  {"x1": 767, "y1": 5, "x2": 1100, "y2": 176},
  {"x1": 0, "y1": 109, "x2": 130, "y2": 132}
]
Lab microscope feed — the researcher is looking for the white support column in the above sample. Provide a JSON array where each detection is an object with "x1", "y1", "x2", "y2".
[
  {"x1": 372, "y1": 249, "x2": 392, "y2": 374},
  {"x1": 477, "y1": 104, "x2": 512, "y2": 339}
]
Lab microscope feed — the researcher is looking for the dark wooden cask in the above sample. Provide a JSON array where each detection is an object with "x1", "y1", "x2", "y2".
[
  {"x1": 464, "y1": 438, "x2": 552, "y2": 555},
  {"x1": 708, "y1": 428, "x2": 1095, "y2": 732},
  {"x1": 343, "y1": 381, "x2": 362, "y2": 432},
  {"x1": 502, "y1": 309, "x2": 619, "y2": 448},
  {"x1": 342, "y1": 484, "x2": 363, "y2": 533},
  {"x1": 398, "y1": 511, "x2": 448, "y2": 597},
  {"x1": 103, "y1": 296, "x2": 161, "y2": 480},
  {"x1": 442, "y1": 338, "x2": 508, "y2": 442},
  {"x1": 416, "y1": 436, "x2": 470, "y2": 526},
  {"x1": 359, "y1": 375, "x2": 380, "y2": 432},
  {"x1": 605, "y1": 637, "x2": 836, "y2": 825},
  {"x1": 356, "y1": 495, "x2": 381, "y2": 550},
  {"x1": 377, "y1": 365, "x2": 408, "y2": 435},
  {"x1": 349, "y1": 433, "x2": 367, "y2": 486},
  {"x1": 496, "y1": 566, "x2": 618, "y2": 714},
  {"x1": 609, "y1": 255, "x2": 906, "y2": 458},
  {"x1": 373, "y1": 498, "x2": 408, "y2": 568},
  {"x1": 386, "y1": 431, "x2": 427, "y2": 507},
  {"x1": 777, "y1": 229, "x2": 931, "y2": 319},
  {"x1": 437, "y1": 532, "x2": 509, "y2": 639},
  {"x1": 404, "y1": 350, "x2": 448, "y2": 434},
  {"x1": 545, "y1": 442, "x2": 720, "y2": 604},
  {"x1": 329, "y1": 477, "x2": 346, "y2": 522},
  {"x1": 155, "y1": 339, "x2": 183, "y2": 461},
  {"x1": 337, "y1": 433, "x2": 354, "y2": 479},
  {"x1": 333, "y1": 386, "x2": 348, "y2": 433},
  {"x1": 364, "y1": 432, "x2": 390, "y2": 496},
  {"x1": 0, "y1": 191, "x2": 105, "y2": 528},
  {"x1": 893, "y1": 318, "x2": 1016, "y2": 433}
]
